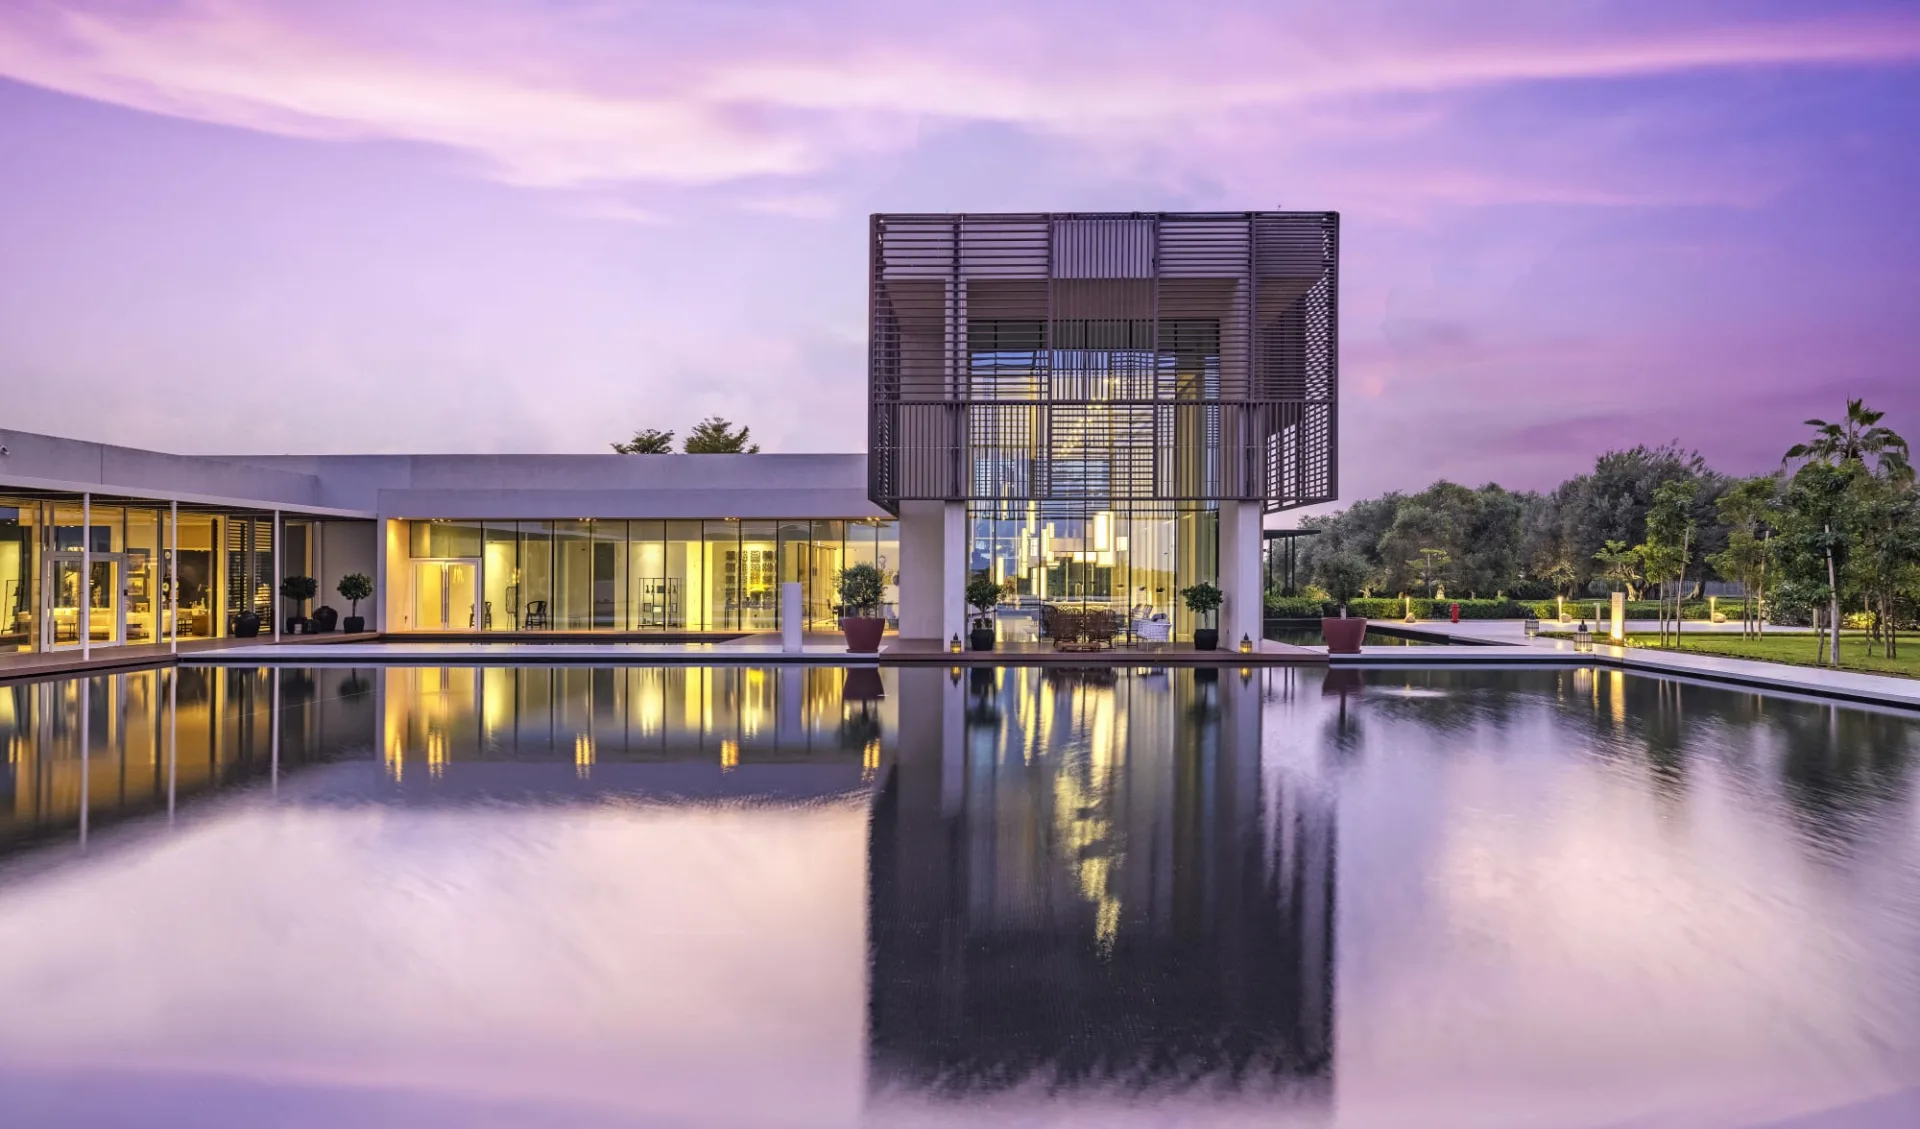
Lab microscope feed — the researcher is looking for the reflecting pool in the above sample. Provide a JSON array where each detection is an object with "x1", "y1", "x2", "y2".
[{"x1": 1, "y1": 663, "x2": 1918, "y2": 1128}]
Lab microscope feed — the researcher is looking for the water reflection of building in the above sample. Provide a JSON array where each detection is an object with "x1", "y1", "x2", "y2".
[
  {"x1": 869, "y1": 666, "x2": 1335, "y2": 1101},
  {"x1": 0, "y1": 665, "x2": 376, "y2": 853}
]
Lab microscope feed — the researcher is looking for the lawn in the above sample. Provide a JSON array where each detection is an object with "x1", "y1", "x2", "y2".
[{"x1": 1619, "y1": 632, "x2": 1920, "y2": 679}]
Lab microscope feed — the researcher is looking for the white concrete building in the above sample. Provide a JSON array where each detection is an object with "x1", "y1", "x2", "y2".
[{"x1": 0, "y1": 210, "x2": 1337, "y2": 656}]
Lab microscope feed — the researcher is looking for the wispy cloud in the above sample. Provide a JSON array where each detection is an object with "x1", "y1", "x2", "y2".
[{"x1": 2, "y1": 0, "x2": 1917, "y2": 194}]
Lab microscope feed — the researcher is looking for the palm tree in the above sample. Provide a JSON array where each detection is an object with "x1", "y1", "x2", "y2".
[{"x1": 1784, "y1": 398, "x2": 1911, "y2": 478}]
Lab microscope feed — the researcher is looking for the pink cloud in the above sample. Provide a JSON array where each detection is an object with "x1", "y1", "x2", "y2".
[{"x1": 1, "y1": 0, "x2": 1917, "y2": 195}]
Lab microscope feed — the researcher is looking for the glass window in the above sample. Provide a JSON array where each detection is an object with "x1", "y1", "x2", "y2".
[
  {"x1": 808, "y1": 521, "x2": 844, "y2": 627},
  {"x1": 665, "y1": 521, "x2": 703, "y2": 630},
  {"x1": 777, "y1": 522, "x2": 810, "y2": 632},
  {"x1": 482, "y1": 523, "x2": 518, "y2": 631},
  {"x1": 592, "y1": 520, "x2": 628, "y2": 630},
  {"x1": 125, "y1": 508, "x2": 162, "y2": 644},
  {"x1": 174, "y1": 514, "x2": 221, "y2": 639},
  {"x1": 704, "y1": 520, "x2": 740, "y2": 632},
  {"x1": 628, "y1": 521, "x2": 668, "y2": 630},
  {"x1": 0, "y1": 501, "x2": 37, "y2": 653},
  {"x1": 875, "y1": 520, "x2": 900, "y2": 628},
  {"x1": 552, "y1": 520, "x2": 594, "y2": 630},
  {"x1": 738, "y1": 522, "x2": 778, "y2": 632},
  {"x1": 519, "y1": 522, "x2": 552, "y2": 630}
]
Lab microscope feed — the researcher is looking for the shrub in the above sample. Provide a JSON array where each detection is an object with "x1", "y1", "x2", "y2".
[
  {"x1": 279, "y1": 575, "x2": 318, "y2": 604},
  {"x1": 836, "y1": 563, "x2": 885, "y2": 617},
  {"x1": 1180, "y1": 582, "x2": 1224, "y2": 626},
  {"x1": 336, "y1": 573, "x2": 373, "y2": 617},
  {"x1": 964, "y1": 573, "x2": 1004, "y2": 628}
]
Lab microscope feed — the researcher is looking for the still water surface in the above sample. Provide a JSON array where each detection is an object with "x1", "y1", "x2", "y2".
[{"x1": 1, "y1": 663, "x2": 1917, "y2": 1128}]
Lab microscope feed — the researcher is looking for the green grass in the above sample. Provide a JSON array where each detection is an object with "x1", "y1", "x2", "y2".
[{"x1": 1619, "y1": 632, "x2": 1920, "y2": 679}]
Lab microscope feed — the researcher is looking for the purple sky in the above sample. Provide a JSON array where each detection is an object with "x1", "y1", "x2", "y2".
[{"x1": 2, "y1": 0, "x2": 1918, "y2": 512}]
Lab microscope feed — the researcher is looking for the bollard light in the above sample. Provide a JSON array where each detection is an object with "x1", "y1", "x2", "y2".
[
  {"x1": 948, "y1": 633, "x2": 962, "y2": 654},
  {"x1": 1238, "y1": 634, "x2": 1253, "y2": 654}
]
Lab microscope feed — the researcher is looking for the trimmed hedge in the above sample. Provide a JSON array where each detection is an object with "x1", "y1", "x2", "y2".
[{"x1": 1265, "y1": 595, "x2": 1755, "y2": 621}]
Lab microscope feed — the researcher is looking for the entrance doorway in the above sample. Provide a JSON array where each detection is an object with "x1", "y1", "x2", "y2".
[
  {"x1": 44, "y1": 551, "x2": 125, "y2": 649},
  {"x1": 412, "y1": 559, "x2": 480, "y2": 630}
]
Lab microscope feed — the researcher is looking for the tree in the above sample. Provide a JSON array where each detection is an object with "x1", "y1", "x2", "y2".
[
  {"x1": 1639, "y1": 479, "x2": 1696, "y2": 648},
  {"x1": 1784, "y1": 398, "x2": 1912, "y2": 479},
  {"x1": 835, "y1": 563, "x2": 884, "y2": 617},
  {"x1": 1313, "y1": 551, "x2": 1373, "y2": 612},
  {"x1": 683, "y1": 416, "x2": 761, "y2": 454},
  {"x1": 1709, "y1": 475, "x2": 1781, "y2": 638},
  {"x1": 1592, "y1": 540, "x2": 1643, "y2": 600},
  {"x1": 1408, "y1": 547, "x2": 1450, "y2": 599},
  {"x1": 1777, "y1": 461, "x2": 1859, "y2": 667},
  {"x1": 611, "y1": 428, "x2": 675, "y2": 454},
  {"x1": 337, "y1": 573, "x2": 373, "y2": 620}
]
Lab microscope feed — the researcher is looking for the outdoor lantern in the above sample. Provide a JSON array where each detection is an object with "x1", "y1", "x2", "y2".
[
  {"x1": 1574, "y1": 620, "x2": 1594, "y2": 653},
  {"x1": 1238, "y1": 634, "x2": 1253, "y2": 654},
  {"x1": 948, "y1": 633, "x2": 962, "y2": 654}
]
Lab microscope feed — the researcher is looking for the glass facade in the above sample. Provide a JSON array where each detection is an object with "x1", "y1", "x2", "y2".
[
  {"x1": 967, "y1": 502, "x2": 1216, "y2": 642},
  {"x1": 0, "y1": 496, "x2": 337, "y2": 654},
  {"x1": 403, "y1": 519, "x2": 899, "y2": 633}
]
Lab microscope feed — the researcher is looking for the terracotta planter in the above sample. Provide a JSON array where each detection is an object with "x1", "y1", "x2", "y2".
[
  {"x1": 1322, "y1": 617, "x2": 1366, "y2": 655},
  {"x1": 840, "y1": 616, "x2": 885, "y2": 654}
]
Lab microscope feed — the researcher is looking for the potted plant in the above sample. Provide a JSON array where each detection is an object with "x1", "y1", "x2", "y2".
[
  {"x1": 309, "y1": 605, "x2": 339, "y2": 633},
  {"x1": 1180, "y1": 582, "x2": 1224, "y2": 651},
  {"x1": 836, "y1": 563, "x2": 886, "y2": 653},
  {"x1": 338, "y1": 572, "x2": 373, "y2": 633},
  {"x1": 280, "y1": 575, "x2": 318, "y2": 634},
  {"x1": 1314, "y1": 551, "x2": 1370, "y2": 655},
  {"x1": 965, "y1": 573, "x2": 1003, "y2": 652}
]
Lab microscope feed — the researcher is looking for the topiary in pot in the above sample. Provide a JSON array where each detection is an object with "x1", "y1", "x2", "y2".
[
  {"x1": 965, "y1": 573, "x2": 1004, "y2": 651},
  {"x1": 1181, "y1": 582, "x2": 1224, "y2": 650},
  {"x1": 835, "y1": 563, "x2": 886, "y2": 653},
  {"x1": 279, "y1": 575, "x2": 318, "y2": 634},
  {"x1": 337, "y1": 572, "x2": 374, "y2": 633}
]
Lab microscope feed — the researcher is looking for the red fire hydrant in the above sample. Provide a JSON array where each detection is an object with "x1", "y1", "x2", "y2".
[{"x1": 1449, "y1": 602, "x2": 1460, "y2": 623}]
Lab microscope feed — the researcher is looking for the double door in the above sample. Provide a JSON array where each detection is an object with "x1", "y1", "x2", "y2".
[
  {"x1": 412, "y1": 559, "x2": 481, "y2": 630},
  {"x1": 44, "y1": 551, "x2": 125, "y2": 649}
]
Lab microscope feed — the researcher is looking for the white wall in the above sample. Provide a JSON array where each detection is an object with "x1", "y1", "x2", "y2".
[{"x1": 315, "y1": 521, "x2": 376, "y2": 626}]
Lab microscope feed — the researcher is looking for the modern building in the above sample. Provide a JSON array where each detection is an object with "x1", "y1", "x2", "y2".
[{"x1": 0, "y1": 210, "x2": 1336, "y2": 656}]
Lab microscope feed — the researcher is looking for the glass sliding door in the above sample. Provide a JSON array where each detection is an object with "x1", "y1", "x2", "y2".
[
  {"x1": 591, "y1": 521, "x2": 627, "y2": 629},
  {"x1": 628, "y1": 522, "x2": 670, "y2": 629},
  {"x1": 410, "y1": 560, "x2": 478, "y2": 630},
  {"x1": 552, "y1": 521, "x2": 593, "y2": 630},
  {"x1": 0, "y1": 501, "x2": 37, "y2": 653},
  {"x1": 738, "y1": 522, "x2": 778, "y2": 632},
  {"x1": 665, "y1": 522, "x2": 703, "y2": 630},
  {"x1": 482, "y1": 523, "x2": 518, "y2": 631}
]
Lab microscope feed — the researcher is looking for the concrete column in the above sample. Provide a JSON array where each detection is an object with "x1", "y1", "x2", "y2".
[
  {"x1": 780, "y1": 581, "x2": 803, "y2": 652},
  {"x1": 1218, "y1": 501, "x2": 1264, "y2": 650},
  {"x1": 898, "y1": 501, "x2": 969, "y2": 644}
]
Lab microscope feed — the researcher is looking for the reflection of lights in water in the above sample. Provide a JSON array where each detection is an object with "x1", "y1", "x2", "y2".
[
  {"x1": 863, "y1": 737, "x2": 880, "y2": 781},
  {"x1": 1045, "y1": 677, "x2": 1125, "y2": 956},
  {"x1": 574, "y1": 733, "x2": 594, "y2": 779},
  {"x1": 1611, "y1": 671, "x2": 1627, "y2": 727},
  {"x1": 385, "y1": 732, "x2": 404, "y2": 782},
  {"x1": 720, "y1": 739, "x2": 739, "y2": 771},
  {"x1": 427, "y1": 730, "x2": 448, "y2": 779}
]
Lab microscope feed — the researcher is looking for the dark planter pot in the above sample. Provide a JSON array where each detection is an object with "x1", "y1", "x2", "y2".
[
  {"x1": 232, "y1": 611, "x2": 262, "y2": 638},
  {"x1": 840, "y1": 616, "x2": 885, "y2": 654},
  {"x1": 1193, "y1": 627, "x2": 1219, "y2": 652},
  {"x1": 285, "y1": 616, "x2": 309, "y2": 635},
  {"x1": 343, "y1": 615, "x2": 367, "y2": 634},
  {"x1": 310, "y1": 606, "x2": 338, "y2": 633},
  {"x1": 1322, "y1": 617, "x2": 1367, "y2": 655},
  {"x1": 969, "y1": 626, "x2": 996, "y2": 652}
]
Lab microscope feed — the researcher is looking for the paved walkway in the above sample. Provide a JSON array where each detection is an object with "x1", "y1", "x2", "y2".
[{"x1": 0, "y1": 632, "x2": 377, "y2": 682}]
